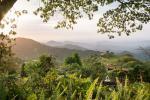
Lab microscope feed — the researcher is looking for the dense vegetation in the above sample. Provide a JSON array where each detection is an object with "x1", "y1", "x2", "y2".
[
  {"x1": 0, "y1": 52, "x2": 150, "y2": 100},
  {"x1": 0, "y1": 0, "x2": 150, "y2": 100}
]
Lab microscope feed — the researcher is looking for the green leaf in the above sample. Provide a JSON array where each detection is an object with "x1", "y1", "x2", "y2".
[{"x1": 85, "y1": 78, "x2": 99, "y2": 100}]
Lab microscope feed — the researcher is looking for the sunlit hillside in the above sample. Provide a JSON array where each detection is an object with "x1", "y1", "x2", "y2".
[{"x1": 12, "y1": 38, "x2": 99, "y2": 60}]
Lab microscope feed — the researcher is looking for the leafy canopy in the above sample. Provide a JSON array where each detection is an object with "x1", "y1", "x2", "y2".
[
  {"x1": 0, "y1": 0, "x2": 149, "y2": 38},
  {"x1": 34, "y1": 0, "x2": 150, "y2": 38}
]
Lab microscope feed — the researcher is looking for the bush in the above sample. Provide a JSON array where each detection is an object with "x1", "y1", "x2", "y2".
[{"x1": 64, "y1": 53, "x2": 82, "y2": 66}]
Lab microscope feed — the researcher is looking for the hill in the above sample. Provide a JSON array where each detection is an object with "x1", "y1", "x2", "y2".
[{"x1": 12, "y1": 38, "x2": 99, "y2": 61}]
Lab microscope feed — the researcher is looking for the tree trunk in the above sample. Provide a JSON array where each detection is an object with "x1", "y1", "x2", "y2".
[{"x1": 0, "y1": 0, "x2": 17, "y2": 22}]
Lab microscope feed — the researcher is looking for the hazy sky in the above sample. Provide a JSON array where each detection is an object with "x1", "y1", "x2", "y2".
[{"x1": 7, "y1": 0, "x2": 150, "y2": 42}]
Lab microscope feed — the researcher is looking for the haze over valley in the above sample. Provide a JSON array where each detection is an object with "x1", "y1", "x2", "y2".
[{"x1": 13, "y1": 37, "x2": 150, "y2": 61}]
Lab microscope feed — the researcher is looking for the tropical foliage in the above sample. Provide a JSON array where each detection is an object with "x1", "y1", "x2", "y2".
[
  {"x1": 0, "y1": 53, "x2": 150, "y2": 100},
  {"x1": 0, "y1": 1, "x2": 150, "y2": 100}
]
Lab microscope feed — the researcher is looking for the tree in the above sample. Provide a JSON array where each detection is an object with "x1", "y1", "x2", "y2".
[
  {"x1": 0, "y1": 34, "x2": 16, "y2": 73},
  {"x1": 64, "y1": 56, "x2": 75, "y2": 65},
  {"x1": 0, "y1": 0, "x2": 17, "y2": 21},
  {"x1": 82, "y1": 54, "x2": 106, "y2": 80},
  {"x1": 64, "y1": 53, "x2": 82, "y2": 66},
  {"x1": 97, "y1": 0, "x2": 150, "y2": 37},
  {"x1": 39, "y1": 55, "x2": 56, "y2": 75},
  {"x1": 0, "y1": 0, "x2": 149, "y2": 36},
  {"x1": 0, "y1": 0, "x2": 19, "y2": 73},
  {"x1": 20, "y1": 63, "x2": 27, "y2": 77},
  {"x1": 72, "y1": 53, "x2": 82, "y2": 66}
]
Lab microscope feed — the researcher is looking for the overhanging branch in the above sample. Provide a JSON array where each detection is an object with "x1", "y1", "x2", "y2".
[{"x1": 0, "y1": 0, "x2": 17, "y2": 22}]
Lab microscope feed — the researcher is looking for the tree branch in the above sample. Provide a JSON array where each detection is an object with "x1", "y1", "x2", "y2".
[{"x1": 0, "y1": 0, "x2": 17, "y2": 22}]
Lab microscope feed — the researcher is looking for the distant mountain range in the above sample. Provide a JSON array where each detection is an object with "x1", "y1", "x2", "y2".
[
  {"x1": 12, "y1": 38, "x2": 99, "y2": 61},
  {"x1": 46, "y1": 41, "x2": 87, "y2": 51},
  {"x1": 12, "y1": 37, "x2": 150, "y2": 61},
  {"x1": 47, "y1": 40, "x2": 150, "y2": 52},
  {"x1": 46, "y1": 40, "x2": 150, "y2": 61}
]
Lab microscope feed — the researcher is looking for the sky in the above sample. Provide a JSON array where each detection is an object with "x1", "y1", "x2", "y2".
[{"x1": 5, "y1": 0, "x2": 150, "y2": 43}]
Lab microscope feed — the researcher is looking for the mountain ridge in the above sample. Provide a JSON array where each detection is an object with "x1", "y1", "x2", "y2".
[
  {"x1": 12, "y1": 38, "x2": 99, "y2": 61},
  {"x1": 46, "y1": 40, "x2": 88, "y2": 51}
]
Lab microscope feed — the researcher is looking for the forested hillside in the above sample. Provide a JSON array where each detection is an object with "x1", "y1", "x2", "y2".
[{"x1": 12, "y1": 38, "x2": 99, "y2": 60}]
